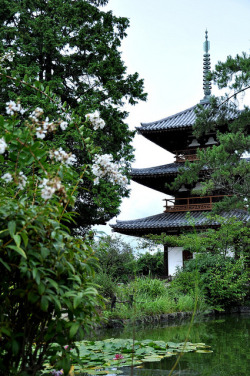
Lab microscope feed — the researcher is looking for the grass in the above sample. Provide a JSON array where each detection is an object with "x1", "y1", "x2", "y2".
[{"x1": 99, "y1": 276, "x2": 210, "y2": 322}]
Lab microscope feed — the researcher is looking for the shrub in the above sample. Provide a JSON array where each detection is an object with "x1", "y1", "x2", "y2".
[
  {"x1": 183, "y1": 254, "x2": 249, "y2": 308},
  {"x1": 170, "y1": 269, "x2": 201, "y2": 295},
  {"x1": 93, "y1": 272, "x2": 117, "y2": 299},
  {"x1": 136, "y1": 251, "x2": 164, "y2": 277},
  {"x1": 93, "y1": 235, "x2": 136, "y2": 282}
]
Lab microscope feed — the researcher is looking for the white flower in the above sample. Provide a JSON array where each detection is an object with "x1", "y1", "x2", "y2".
[
  {"x1": 65, "y1": 154, "x2": 77, "y2": 166},
  {"x1": 60, "y1": 121, "x2": 68, "y2": 131},
  {"x1": 36, "y1": 127, "x2": 47, "y2": 139},
  {"x1": 6, "y1": 100, "x2": 17, "y2": 115},
  {"x1": 0, "y1": 138, "x2": 7, "y2": 154},
  {"x1": 41, "y1": 186, "x2": 56, "y2": 200},
  {"x1": 49, "y1": 148, "x2": 77, "y2": 165},
  {"x1": 91, "y1": 154, "x2": 128, "y2": 188},
  {"x1": 18, "y1": 172, "x2": 27, "y2": 190},
  {"x1": 0, "y1": 51, "x2": 14, "y2": 63},
  {"x1": 6, "y1": 101, "x2": 27, "y2": 116},
  {"x1": 85, "y1": 110, "x2": 105, "y2": 130},
  {"x1": 39, "y1": 177, "x2": 62, "y2": 200},
  {"x1": 29, "y1": 107, "x2": 44, "y2": 121},
  {"x1": 1, "y1": 173, "x2": 12, "y2": 183}
]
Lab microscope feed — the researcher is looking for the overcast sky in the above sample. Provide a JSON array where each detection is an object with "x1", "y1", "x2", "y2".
[{"x1": 94, "y1": 0, "x2": 250, "y2": 242}]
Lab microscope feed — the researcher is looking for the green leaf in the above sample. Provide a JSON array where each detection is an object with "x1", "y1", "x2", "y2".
[
  {"x1": 8, "y1": 221, "x2": 16, "y2": 237},
  {"x1": 47, "y1": 278, "x2": 58, "y2": 291},
  {"x1": 69, "y1": 322, "x2": 80, "y2": 338},
  {"x1": 0, "y1": 258, "x2": 11, "y2": 271},
  {"x1": 41, "y1": 296, "x2": 49, "y2": 311},
  {"x1": 20, "y1": 232, "x2": 29, "y2": 248},
  {"x1": 13, "y1": 234, "x2": 21, "y2": 247},
  {"x1": 38, "y1": 283, "x2": 46, "y2": 295},
  {"x1": 7, "y1": 245, "x2": 27, "y2": 259},
  {"x1": 73, "y1": 295, "x2": 83, "y2": 309}
]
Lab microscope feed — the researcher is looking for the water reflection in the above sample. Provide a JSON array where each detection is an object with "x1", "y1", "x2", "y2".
[{"x1": 88, "y1": 314, "x2": 250, "y2": 376}]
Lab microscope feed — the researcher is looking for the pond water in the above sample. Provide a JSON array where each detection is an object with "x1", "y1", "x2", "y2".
[{"x1": 88, "y1": 313, "x2": 250, "y2": 376}]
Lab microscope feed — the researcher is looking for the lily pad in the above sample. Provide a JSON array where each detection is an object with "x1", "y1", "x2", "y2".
[{"x1": 44, "y1": 338, "x2": 212, "y2": 374}]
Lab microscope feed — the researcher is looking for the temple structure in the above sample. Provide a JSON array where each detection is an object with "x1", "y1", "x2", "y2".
[{"x1": 111, "y1": 32, "x2": 249, "y2": 276}]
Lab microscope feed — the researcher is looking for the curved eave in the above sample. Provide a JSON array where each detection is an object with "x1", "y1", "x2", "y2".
[
  {"x1": 111, "y1": 210, "x2": 249, "y2": 237},
  {"x1": 137, "y1": 104, "x2": 200, "y2": 150},
  {"x1": 131, "y1": 162, "x2": 182, "y2": 194},
  {"x1": 138, "y1": 104, "x2": 198, "y2": 132}
]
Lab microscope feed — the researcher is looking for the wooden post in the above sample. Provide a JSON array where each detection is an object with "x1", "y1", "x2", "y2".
[{"x1": 164, "y1": 245, "x2": 169, "y2": 277}]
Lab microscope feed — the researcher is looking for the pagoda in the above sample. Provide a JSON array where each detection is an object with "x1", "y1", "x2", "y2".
[{"x1": 111, "y1": 32, "x2": 249, "y2": 277}]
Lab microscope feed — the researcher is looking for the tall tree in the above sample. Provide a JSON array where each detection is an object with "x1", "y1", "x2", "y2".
[
  {"x1": 173, "y1": 51, "x2": 250, "y2": 211},
  {"x1": 0, "y1": 0, "x2": 147, "y2": 232}
]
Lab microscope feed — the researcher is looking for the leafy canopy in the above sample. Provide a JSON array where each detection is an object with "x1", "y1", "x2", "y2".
[{"x1": 0, "y1": 0, "x2": 147, "y2": 231}]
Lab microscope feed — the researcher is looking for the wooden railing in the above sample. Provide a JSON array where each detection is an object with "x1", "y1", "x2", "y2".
[
  {"x1": 164, "y1": 195, "x2": 229, "y2": 212},
  {"x1": 174, "y1": 148, "x2": 200, "y2": 163},
  {"x1": 175, "y1": 154, "x2": 199, "y2": 163}
]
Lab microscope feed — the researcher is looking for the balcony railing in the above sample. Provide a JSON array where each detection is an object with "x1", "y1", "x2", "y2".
[
  {"x1": 174, "y1": 148, "x2": 200, "y2": 163},
  {"x1": 164, "y1": 195, "x2": 229, "y2": 212},
  {"x1": 175, "y1": 154, "x2": 199, "y2": 163}
]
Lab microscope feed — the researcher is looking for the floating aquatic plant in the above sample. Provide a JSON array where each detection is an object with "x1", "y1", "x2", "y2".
[{"x1": 45, "y1": 338, "x2": 212, "y2": 375}]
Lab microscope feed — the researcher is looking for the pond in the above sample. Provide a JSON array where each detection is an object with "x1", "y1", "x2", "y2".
[{"x1": 87, "y1": 313, "x2": 250, "y2": 376}]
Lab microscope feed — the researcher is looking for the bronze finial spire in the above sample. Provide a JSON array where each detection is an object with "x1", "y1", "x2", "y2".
[{"x1": 200, "y1": 29, "x2": 212, "y2": 103}]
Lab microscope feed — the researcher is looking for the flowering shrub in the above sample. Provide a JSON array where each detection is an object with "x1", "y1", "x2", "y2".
[{"x1": 0, "y1": 57, "x2": 129, "y2": 375}]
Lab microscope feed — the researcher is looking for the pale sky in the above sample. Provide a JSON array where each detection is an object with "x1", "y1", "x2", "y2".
[{"x1": 94, "y1": 0, "x2": 250, "y2": 242}]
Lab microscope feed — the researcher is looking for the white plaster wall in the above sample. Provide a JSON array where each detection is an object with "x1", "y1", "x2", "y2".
[{"x1": 168, "y1": 247, "x2": 183, "y2": 276}]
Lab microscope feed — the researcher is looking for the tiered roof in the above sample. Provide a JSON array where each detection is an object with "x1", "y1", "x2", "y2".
[{"x1": 111, "y1": 210, "x2": 249, "y2": 236}]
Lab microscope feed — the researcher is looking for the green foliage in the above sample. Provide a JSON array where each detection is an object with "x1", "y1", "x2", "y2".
[
  {"x1": 184, "y1": 254, "x2": 249, "y2": 309},
  {"x1": 175, "y1": 216, "x2": 250, "y2": 259},
  {"x1": 55, "y1": 338, "x2": 212, "y2": 375},
  {"x1": 0, "y1": 201, "x2": 102, "y2": 374},
  {"x1": 130, "y1": 277, "x2": 167, "y2": 299},
  {"x1": 92, "y1": 235, "x2": 136, "y2": 282},
  {"x1": 170, "y1": 269, "x2": 201, "y2": 295},
  {"x1": 0, "y1": 70, "x2": 109, "y2": 373},
  {"x1": 136, "y1": 251, "x2": 165, "y2": 277},
  {"x1": 0, "y1": 0, "x2": 147, "y2": 232},
  {"x1": 93, "y1": 272, "x2": 117, "y2": 299}
]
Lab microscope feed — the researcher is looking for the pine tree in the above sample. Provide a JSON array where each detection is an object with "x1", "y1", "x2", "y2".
[{"x1": 0, "y1": 0, "x2": 147, "y2": 232}]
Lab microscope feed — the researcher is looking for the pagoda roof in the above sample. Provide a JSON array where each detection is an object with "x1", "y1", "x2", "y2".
[
  {"x1": 138, "y1": 104, "x2": 205, "y2": 133},
  {"x1": 111, "y1": 210, "x2": 249, "y2": 236},
  {"x1": 131, "y1": 162, "x2": 182, "y2": 193},
  {"x1": 132, "y1": 162, "x2": 181, "y2": 177},
  {"x1": 131, "y1": 157, "x2": 249, "y2": 194}
]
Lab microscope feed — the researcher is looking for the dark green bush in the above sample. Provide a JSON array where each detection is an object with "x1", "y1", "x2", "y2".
[
  {"x1": 93, "y1": 235, "x2": 136, "y2": 282},
  {"x1": 170, "y1": 269, "x2": 201, "y2": 295},
  {"x1": 182, "y1": 254, "x2": 249, "y2": 308},
  {"x1": 93, "y1": 272, "x2": 117, "y2": 299},
  {"x1": 136, "y1": 251, "x2": 164, "y2": 277}
]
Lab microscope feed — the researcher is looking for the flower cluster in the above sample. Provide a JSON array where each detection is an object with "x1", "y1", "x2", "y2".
[
  {"x1": 51, "y1": 370, "x2": 63, "y2": 376},
  {"x1": 91, "y1": 154, "x2": 128, "y2": 187},
  {"x1": 6, "y1": 100, "x2": 27, "y2": 116},
  {"x1": 1, "y1": 172, "x2": 12, "y2": 183},
  {"x1": 17, "y1": 172, "x2": 27, "y2": 190},
  {"x1": 49, "y1": 148, "x2": 77, "y2": 166},
  {"x1": 85, "y1": 110, "x2": 105, "y2": 130},
  {"x1": 29, "y1": 107, "x2": 69, "y2": 139},
  {"x1": 0, "y1": 138, "x2": 7, "y2": 154},
  {"x1": 0, "y1": 50, "x2": 14, "y2": 64},
  {"x1": 39, "y1": 177, "x2": 63, "y2": 200},
  {"x1": 113, "y1": 354, "x2": 124, "y2": 360}
]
